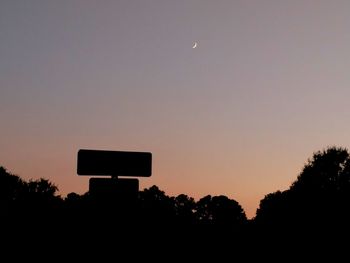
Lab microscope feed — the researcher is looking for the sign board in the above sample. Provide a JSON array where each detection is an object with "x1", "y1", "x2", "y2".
[
  {"x1": 89, "y1": 177, "x2": 139, "y2": 200},
  {"x1": 77, "y1": 149, "x2": 152, "y2": 177}
]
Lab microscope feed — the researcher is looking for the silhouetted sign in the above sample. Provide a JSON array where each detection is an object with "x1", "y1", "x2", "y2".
[
  {"x1": 77, "y1": 149, "x2": 152, "y2": 177},
  {"x1": 89, "y1": 178, "x2": 139, "y2": 200}
]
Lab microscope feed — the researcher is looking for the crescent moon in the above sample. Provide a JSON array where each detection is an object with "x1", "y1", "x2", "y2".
[{"x1": 192, "y1": 42, "x2": 198, "y2": 49}]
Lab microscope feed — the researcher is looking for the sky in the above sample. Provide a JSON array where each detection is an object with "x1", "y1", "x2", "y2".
[{"x1": 1, "y1": 0, "x2": 350, "y2": 218}]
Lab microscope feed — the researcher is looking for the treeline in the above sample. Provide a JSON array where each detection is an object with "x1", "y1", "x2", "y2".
[
  {"x1": 2, "y1": 146, "x2": 350, "y2": 257},
  {"x1": 0, "y1": 166, "x2": 247, "y2": 228}
]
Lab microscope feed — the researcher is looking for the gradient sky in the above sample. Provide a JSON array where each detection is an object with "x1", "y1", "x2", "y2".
[{"x1": 1, "y1": 0, "x2": 350, "y2": 218}]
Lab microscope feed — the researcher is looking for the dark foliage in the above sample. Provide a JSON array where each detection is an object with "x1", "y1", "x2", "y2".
[{"x1": 2, "y1": 146, "x2": 350, "y2": 258}]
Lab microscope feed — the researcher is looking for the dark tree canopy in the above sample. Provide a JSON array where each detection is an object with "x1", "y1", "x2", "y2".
[
  {"x1": 0, "y1": 166, "x2": 59, "y2": 203},
  {"x1": 27, "y1": 178, "x2": 58, "y2": 197},
  {"x1": 173, "y1": 194, "x2": 196, "y2": 223},
  {"x1": 290, "y1": 146, "x2": 350, "y2": 194},
  {"x1": 255, "y1": 146, "x2": 350, "y2": 231},
  {"x1": 195, "y1": 194, "x2": 247, "y2": 227},
  {"x1": 2, "y1": 144, "x2": 350, "y2": 258},
  {"x1": 0, "y1": 166, "x2": 25, "y2": 202}
]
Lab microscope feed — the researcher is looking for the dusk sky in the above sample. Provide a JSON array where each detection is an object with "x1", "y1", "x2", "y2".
[{"x1": 1, "y1": 1, "x2": 350, "y2": 218}]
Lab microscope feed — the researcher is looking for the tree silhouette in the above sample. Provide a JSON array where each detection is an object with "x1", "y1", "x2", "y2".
[
  {"x1": 193, "y1": 194, "x2": 248, "y2": 255},
  {"x1": 27, "y1": 178, "x2": 58, "y2": 196},
  {"x1": 252, "y1": 147, "x2": 350, "y2": 257},
  {"x1": 0, "y1": 166, "x2": 26, "y2": 219},
  {"x1": 22, "y1": 178, "x2": 60, "y2": 205},
  {"x1": 2, "y1": 143, "x2": 350, "y2": 258},
  {"x1": 0, "y1": 167, "x2": 60, "y2": 204},
  {"x1": 0, "y1": 166, "x2": 25, "y2": 203},
  {"x1": 139, "y1": 185, "x2": 176, "y2": 223},
  {"x1": 195, "y1": 195, "x2": 247, "y2": 228},
  {"x1": 290, "y1": 147, "x2": 349, "y2": 194},
  {"x1": 255, "y1": 146, "x2": 350, "y2": 235},
  {"x1": 173, "y1": 194, "x2": 196, "y2": 224}
]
